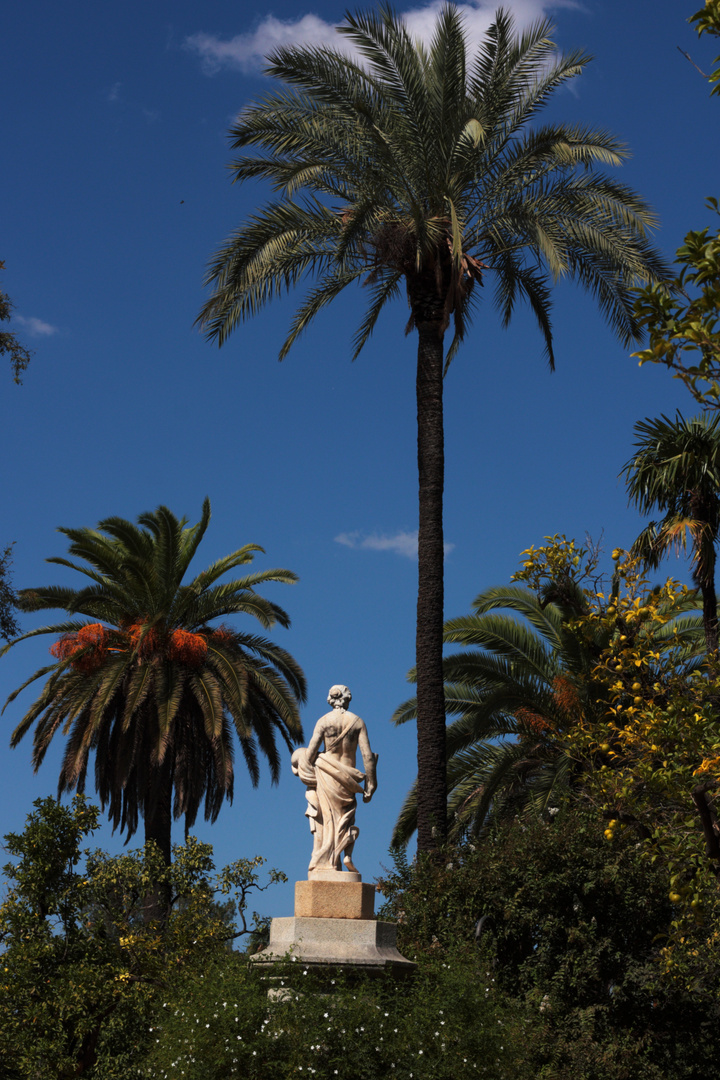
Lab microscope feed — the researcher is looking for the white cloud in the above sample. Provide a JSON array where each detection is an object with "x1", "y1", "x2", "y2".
[
  {"x1": 185, "y1": 1, "x2": 579, "y2": 75},
  {"x1": 186, "y1": 15, "x2": 339, "y2": 75},
  {"x1": 107, "y1": 81, "x2": 122, "y2": 103},
  {"x1": 335, "y1": 530, "x2": 454, "y2": 560},
  {"x1": 14, "y1": 315, "x2": 59, "y2": 338}
]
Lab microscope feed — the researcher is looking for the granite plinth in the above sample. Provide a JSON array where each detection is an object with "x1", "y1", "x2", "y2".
[
  {"x1": 295, "y1": 879, "x2": 375, "y2": 919},
  {"x1": 257, "y1": 916, "x2": 416, "y2": 975}
]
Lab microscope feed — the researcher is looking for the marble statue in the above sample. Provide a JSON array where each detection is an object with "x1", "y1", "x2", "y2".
[{"x1": 291, "y1": 685, "x2": 378, "y2": 876}]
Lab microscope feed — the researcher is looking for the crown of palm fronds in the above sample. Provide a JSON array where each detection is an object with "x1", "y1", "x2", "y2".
[
  {"x1": 2, "y1": 499, "x2": 306, "y2": 843},
  {"x1": 624, "y1": 413, "x2": 720, "y2": 580},
  {"x1": 198, "y1": 4, "x2": 667, "y2": 367}
]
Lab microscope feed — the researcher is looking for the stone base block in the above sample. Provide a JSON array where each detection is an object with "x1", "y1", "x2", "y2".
[
  {"x1": 295, "y1": 879, "x2": 375, "y2": 920},
  {"x1": 257, "y1": 916, "x2": 416, "y2": 976}
]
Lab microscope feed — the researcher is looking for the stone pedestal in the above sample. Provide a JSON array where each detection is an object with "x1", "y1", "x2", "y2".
[
  {"x1": 295, "y1": 878, "x2": 376, "y2": 919},
  {"x1": 255, "y1": 875, "x2": 416, "y2": 978},
  {"x1": 259, "y1": 916, "x2": 416, "y2": 975}
]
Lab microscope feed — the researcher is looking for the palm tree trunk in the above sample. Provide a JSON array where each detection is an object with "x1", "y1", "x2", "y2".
[
  {"x1": 701, "y1": 566, "x2": 719, "y2": 654},
  {"x1": 143, "y1": 758, "x2": 173, "y2": 922},
  {"x1": 695, "y1": 523, "x2": 718, "y2": 654},
  {"x1": 415, "y1": 318, "x2": 448, "y2": 852}
]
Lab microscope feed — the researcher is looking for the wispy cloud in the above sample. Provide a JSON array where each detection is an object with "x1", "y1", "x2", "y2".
[
  {"x1": 186, "y1": 15, "x2": 337, "y2": 75},
  {"x1": 105, "y1": 82, "x2": 160, "y2": 123},
  {"x1": 335, "y1": 530, "x2": 454, "y2": 560},
  {"x1": 14, "y1": 315, "x2": 59, "y2": 338},
  {"x1": 185, "y1": 1, "x2": 579, "y2": 75}
]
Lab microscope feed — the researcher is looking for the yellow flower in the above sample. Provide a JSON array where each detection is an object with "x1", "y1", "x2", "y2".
[{"x1": 694, "y1": 756, "x2": 720, "y2": 776}]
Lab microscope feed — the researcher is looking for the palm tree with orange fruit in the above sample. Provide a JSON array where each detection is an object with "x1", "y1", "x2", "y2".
[{"x1": 2, "y1": 499, "x2": 306, "y2": 873}]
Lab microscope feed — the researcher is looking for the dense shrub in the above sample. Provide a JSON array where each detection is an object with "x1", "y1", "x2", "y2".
[
  {"x1": 142, "y1": 951, "x2": 519, "y2": 1080},
  {"x1": 378, "y1": 809, "x2": 720, "y2": 1080}
]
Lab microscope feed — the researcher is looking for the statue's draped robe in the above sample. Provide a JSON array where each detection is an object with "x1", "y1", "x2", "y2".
[{"x1": 293, "y1": 748, "x2": 365, "y2": 871}]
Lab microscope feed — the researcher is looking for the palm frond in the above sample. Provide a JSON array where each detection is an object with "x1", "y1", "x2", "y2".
[{"x1": 2, "y1": 500, "x2": 305, "y2": 854}]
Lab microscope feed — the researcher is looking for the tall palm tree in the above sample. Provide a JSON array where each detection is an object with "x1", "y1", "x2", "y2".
[
  {"x1": 2, "y1": 500, "x2": 306, "y2": 869},
  {"x1": 623, "y1": 412, "x2": 720, "y2": 653},
  {"x1": 392, "y1": 580, "x2": 702, "y2": 846},
  {"x1": 198, "y1": 6, "x2": 667, "y2": 850}
]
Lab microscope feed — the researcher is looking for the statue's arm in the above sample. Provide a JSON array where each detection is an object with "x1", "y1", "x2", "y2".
[{"x1": 358, "y1": 721, "x2": 377, "y2": 801}]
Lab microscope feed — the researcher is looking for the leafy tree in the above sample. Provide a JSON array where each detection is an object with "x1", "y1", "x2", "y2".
[
  {"x1": 0, "y1": 543, "x2": 19, "y2": 641},
  {"x1": 564, "y1": 574, "x2": 720, "y2": 978},
  {"x1": 0, "y1": 262, "x2": 32, "y2": 384},
  {"x1": 1, "y1": 500, "x2": 306, "y2": 876},
  {"x1": 0, "y1": 796, "x2": 286, "y2": 1078},
  {"x1": 392, "y1": 537, "x2": 700, "y2": 846},
  {"x1": 198, "y1": 6, "x2": 667, "y2": 851},
  {"x1": 632, "y1": 203, "x2": 720, "y2": 409},
  {"x1": 622, "y1": 411, "x2": 720, "y2": 652},
  {"x1": 690, "y1": 0, "x2": 720, "y2": 94},
  {"x1": 631, "y1": 7, "x2": 720, "y2": 405},
  {"x1": 144, "y1": 945, "x2": 516, "y2": 1080},
  {"x1": 378, "y1": 810, "x2": 720, "y2": 1080}
]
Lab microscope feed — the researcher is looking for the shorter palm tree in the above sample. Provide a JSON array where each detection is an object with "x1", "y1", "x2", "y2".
[
  {"x1": 392, "y1": 577, "x2": 701, "y2": 847},
  {"x1": 2, "y1": 500, "x2": 306, "y2": 869},
  {"x1": 623, "y1": 412, "x2": 720, "y2": 653}
]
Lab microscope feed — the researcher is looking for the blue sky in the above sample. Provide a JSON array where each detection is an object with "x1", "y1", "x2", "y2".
[{"x1": 2, "y1": 0, "x2": 718, "y2": 917}]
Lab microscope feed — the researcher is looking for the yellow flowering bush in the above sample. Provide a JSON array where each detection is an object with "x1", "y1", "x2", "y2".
[{"x1": 512, "y1": 537, "x2": 720, "y2": 979}]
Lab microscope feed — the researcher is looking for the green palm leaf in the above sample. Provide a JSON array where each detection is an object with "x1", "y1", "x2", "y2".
[
  {"x1": 198, "y1": 3, "x2": 669, "y2": 850},
  {"x1": 2, "y1": 500, "x2": 305, "y2": 867}
]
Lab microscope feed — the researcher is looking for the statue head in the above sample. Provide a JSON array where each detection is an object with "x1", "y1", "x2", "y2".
[{"x1": 327, "y1": 684, "x2": 351, "y2": 709}]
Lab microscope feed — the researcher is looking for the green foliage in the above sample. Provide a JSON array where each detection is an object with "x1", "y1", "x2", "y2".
[
  {"x1": 379, "y1": 810, "x2": 720, "y2": 1079},
  {"x1": 690, "y1": 0, "x2": 720, "y2": 93},
  {"x1": 622, "y1": 411, "x2": 720, "y2": 649},
  {"x1": 392, "y1": 538, "x2": 701, "y2": 845},
  {"x1": 0, "y1": 797, "x2": 285, "y2": 1078},
  {"x1": 199, "y1": 6, "x2": 666, "y2": 359},
  {"x1": 632, "y1": 205, "x2": 720, "y2": 408},
  {"x1": 566, "y1": 619, "x2": 720, "y2": 978},
  {"x1": 630, "y1": 6, "x2": 720, "y2": 405},
  {"x1": 142, "y1": 952, "x2": 518, "y2": 1080},
  {"x1": 0, "y1": 262, "x2": 32, "y2": 384},
  {"x1": 0, "y1": 542, "x2": 19, "y2": 641},
  {"x1": 199, "y1": 2, "x2": 668, "y2": 854},
  {"x1": 1, "y1": 500, "x2": 306, "y2": 863}
]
